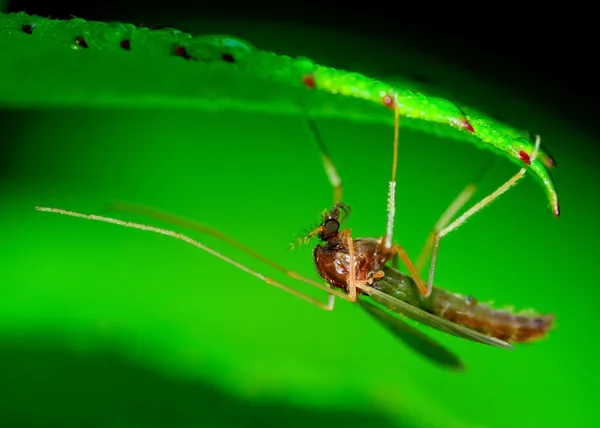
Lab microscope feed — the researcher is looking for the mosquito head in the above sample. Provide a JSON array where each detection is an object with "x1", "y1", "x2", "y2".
[
  {"x1": 290, "y1": 203, "x2": 351, "y2": 249},
  {"x1": 316, "y1": 202, "x2": 350, "y2": 242},
  {"x1": 318, "y1": 217, "x2": 340, "y2": 241}
]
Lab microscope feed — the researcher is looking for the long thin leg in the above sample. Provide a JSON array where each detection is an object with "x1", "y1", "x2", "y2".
[
  {"x1": 415, "y1": 184, "x2": 477, "y2": 274},
  {"x1": 307, "y1": 119, "x2": 343, "y2": 205},
  {"x1": 104, "y1": 201, "x2": 348, "y2": 302},
  {"x1": 384, "y1": 100, "x2": 400, "y2": 249},
  {"x1": 106, "y1": 201, "x2": 315, "y2": 281},
  {"x1": 310, "y1": 99, "x2": 400, "y2": 245},
  {"x1": 415, "y1": 158, "x2": 498, "y2": 274},
  {"x1": 426, "y1": 135, "x2": 542, "y2": 295},
  {"x1": 112, "y1": 119, "x2": 343, "y2": 307},
  {"x1": 343, "y1": 229, "x2": 358, "y2": 302},
  {"x1": 381, "y1": 100, "x2": 430, "y2": 296},
  {"x1": 35, "y1": 206, "x2": 354, "y2": 309},
  {"x1": 391, "y1": 243, "x2": 429, "y2": 296}
]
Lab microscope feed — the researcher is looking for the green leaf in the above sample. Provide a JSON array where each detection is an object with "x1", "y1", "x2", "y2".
[{"x1": 0, "y1": 12, "x2": 558, "y2": 215}]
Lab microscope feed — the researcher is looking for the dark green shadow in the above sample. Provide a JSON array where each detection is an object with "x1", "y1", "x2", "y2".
[{"x1": 0, "y1": 336, "x2": 412, "y2": 428}]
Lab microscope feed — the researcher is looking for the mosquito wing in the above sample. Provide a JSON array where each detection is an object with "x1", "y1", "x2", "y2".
[
  {"x1": 362, "y1": 288, "x2": 513, "y2": 349},
  {"x1": 358, "y1": 298, "x2": 464, "y2": 370}
]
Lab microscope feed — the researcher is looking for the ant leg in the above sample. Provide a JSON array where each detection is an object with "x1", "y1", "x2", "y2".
[
  {"x1": 425, "y1": 135, "x2": 542, "y2": 295},
  {"x1": 307, "y1": 119, "x2": 343, "y2": 205},
  {"x1": 35, "y1": 206, "x2": 354, "y2": 310}
]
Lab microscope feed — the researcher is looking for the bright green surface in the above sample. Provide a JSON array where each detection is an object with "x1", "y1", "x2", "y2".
[
  {"x1": 0, "y1": 12, "x2": 558, "y2": 213},
  {"x1": 1, "y1": 14, "x2": 597, "y2": 428}
]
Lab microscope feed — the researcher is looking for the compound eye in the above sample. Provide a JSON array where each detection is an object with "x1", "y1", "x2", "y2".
[{"x1": 322, "y1": 218, "x2": 340, "y2": 239}]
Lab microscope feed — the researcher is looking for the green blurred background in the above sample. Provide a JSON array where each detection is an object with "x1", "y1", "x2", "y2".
[{"x1": 1, "y1": 3, "x2": 598, "y2": 428}]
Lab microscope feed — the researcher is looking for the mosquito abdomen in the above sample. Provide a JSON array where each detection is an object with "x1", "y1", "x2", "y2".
[{"x1": 427, "y1": 289, "x2": 555, "y2": 343}]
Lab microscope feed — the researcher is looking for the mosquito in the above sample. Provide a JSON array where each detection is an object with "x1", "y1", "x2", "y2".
[{"x1": 35, "y1": 104, "x2": 555, "y2": 369}]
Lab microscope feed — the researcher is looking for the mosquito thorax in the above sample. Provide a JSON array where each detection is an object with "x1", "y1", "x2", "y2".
[{"x1": 313, "y1": 235, "x2": 390, "y2": 294}]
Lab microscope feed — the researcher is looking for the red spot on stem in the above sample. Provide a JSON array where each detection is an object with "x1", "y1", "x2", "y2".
[
  {"x1": 22, "y1": 24, "x2": 34, "y2": 34},
  {"x1": 553, "y1": 202, "x2": 560, "y2": 218},
  {"x1": 75, "y1": 36, "x2": 88, "y2": 48},
  {"x1": 302, "y1": 73, "x2": 316, "y2": 89},
  {"x1": 174, "y1": 46, "x2": 192, "y2": 60},
  {"x1": 463, "y1": 120, "x2": 475, "y2": 133},
  {"x1": 519, "y1": 150, "x2": 531, "y2": 165},
  {"x1": 382, "y1": 94, "x2": 395, "y2": 109},
  {"x1": 120, "y1": 40, "x2": 131, "y2": 50}
]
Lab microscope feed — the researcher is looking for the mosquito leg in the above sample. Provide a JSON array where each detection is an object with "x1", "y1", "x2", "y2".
[
  {"x1": 307, "y1": 119, "x2": 343, "y2": 204},
  {"x1": 416, "y1": 158, "x2": 498, "y2": 274},
  {"x1": 35, "y1": 206, "x2": 354, "y2": 310},
  {"x1": 379, "y1": 101, "x2": 427, "y2": 295},
  {"x1": 384, "y1": 101, "x2": 400, "y2": 249},
  {"x1": 344, "y1": 228, "x2": 374, "y2": 301},
  {"x1": 415, "y1": 183, "x2": 477, "y2": 274},
  {"x1": 104, "y1": 201, "x2": 354, "y2": 302},
  {"x1": 390, "y1": 252, "x2": 399, "y2": 269},
  {"x1": 390, "y1": 243, "x2": 429, "y2": 297},
  {"x1": 106, "y1": 201, "x2": 304, "y2": 274},
  {"x1": 426, "y1": 135, "x2": 542, "y2": 295},
  {"x1": 343, "y1": 229, "x2": 357, "y2": 302}
]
